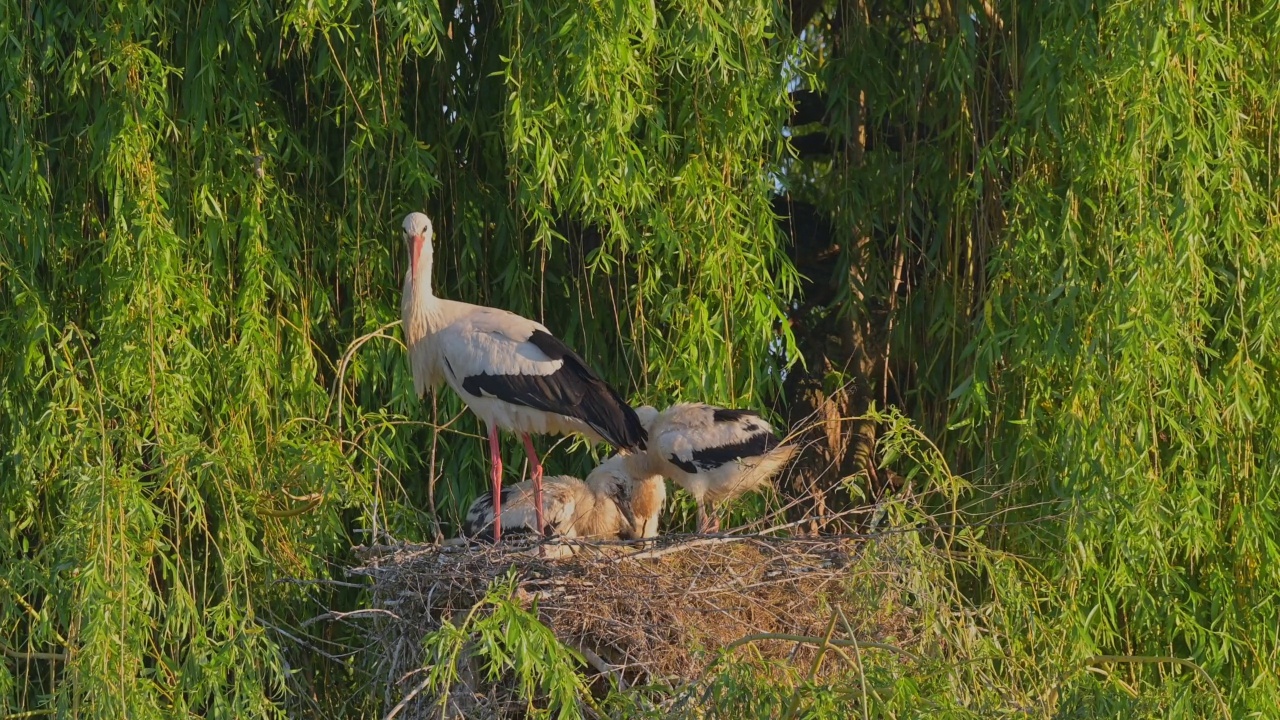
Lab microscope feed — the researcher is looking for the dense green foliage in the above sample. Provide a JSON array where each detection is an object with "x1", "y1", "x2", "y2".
[
  {"x1": 2, "y1": 0, "x2": 1278, "y2": 717},
  {"x1": 0, "y1": 0, "x2": 793, "y2": 715},
  {"x1": 967, "y1": 2, "x2": 1280, "y2": 714},
  {"x1": 416, "y1": 573, "x2": 595, "y2": 719}
]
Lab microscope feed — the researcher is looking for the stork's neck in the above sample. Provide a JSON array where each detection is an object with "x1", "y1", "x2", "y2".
[
  {"x1": 600, "y1": 452, "x2": 657, "y2": 485},
  {"x1": 414, "y1": 240, "x2": 436, "y2": 300},
  {"x1": 404, "y1": 246, "x2": 443, "y2": 342},
  {"x1": 622, "y1": 447, "x2": 658, "y2": 477}
]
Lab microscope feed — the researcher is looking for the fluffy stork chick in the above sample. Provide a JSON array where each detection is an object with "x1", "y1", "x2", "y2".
[
  {"x1": 634, "y1": 403, "x2": 797, "y2": 533},
  {"x1": 462, "y1": 454, "x2": 666, "y2": 543},
  {"x1": 399, "y1": 212, "x2": 647, "y2": 542}
]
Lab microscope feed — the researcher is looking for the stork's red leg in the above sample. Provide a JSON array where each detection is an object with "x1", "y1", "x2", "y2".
[
  {"x1": 489, "y1": 425, "x2": 503, "y2": 543},
  {"x1": 698, "y1": 499, "x2": 719, "y2": 534},
  {"x1": 522, "y1": 433, "x2": 544, "y2": 536}
]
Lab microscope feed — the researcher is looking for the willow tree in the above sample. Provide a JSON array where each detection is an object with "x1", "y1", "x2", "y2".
[
  {"x1": 967, "y1": 3, "x2": 1280, "y2": 715},
  {"x1": 782, "y1": 0, "x2": 1280, "y2": 715},
  {"x1": 774, "y1": 0, "x2": 1012, "y2": 519},
  {"x1": 0, "y1": 0, "x2": 795, "y2": 716}
]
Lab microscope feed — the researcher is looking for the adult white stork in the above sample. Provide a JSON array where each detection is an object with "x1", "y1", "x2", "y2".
[
  {"x1": 461, "y1": 453, "x2": 666, "y2": 542},
  {"x1": 634, "y1": 403, "x2": 796, "y2": 533},
  {"x1": 400, "y1": 212, "x2": 647, "y2": 542}
]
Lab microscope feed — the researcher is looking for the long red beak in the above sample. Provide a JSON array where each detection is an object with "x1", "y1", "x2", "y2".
[{"x1": 410, "y1": 234, "x2": 423, "y2": 277}]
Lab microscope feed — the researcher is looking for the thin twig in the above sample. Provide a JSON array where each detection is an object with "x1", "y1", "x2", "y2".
[
  {"x1": 384, "y1": 674, "x2": 432, "y2": 720},
  {"x1": 571, "y1": 642, "x2": 628, "y2": 691},
  {"x1": 263, "y1": 623, "x2": 363, "y2": 664},
  {"x1": 429, "y1": 391, "x2": 443, "y2": 542},
  {"x1": 323, "y1": 29, "x2": 370, "y2": 128},
  {"x1": 781, "y1": 612, "x2": 839, "y2": 719},
  {"x1": 0, "y1": 643, "x2": 67, "y2": 662},
  {"x1": 722, "y1": 633, "x2": 919, "y2": 663},
  {"x1": 257, "y1": 492, "x2": 323, "y2": 518},
  {"x1": 839, "y1": 608, "x2": 872, "y2": 720},
  {"x1": 301, "y1": 608, "x2": 402, "y2": 628},
  {"x1": 272, "y1": 577, "x2": 367, "y2": 589},
  {"x1": 330, "y1": 320, "x2": 402, "y2": 434},
  {"x1": 622, "y1": 535, "x2": 756, "y2": 561},
  {"x1": 0, "y1": 579, "x2": 69, "y2": 647},
  {"x1": 1070, "y1": 655, "x2": 1229, "y2": 720}
]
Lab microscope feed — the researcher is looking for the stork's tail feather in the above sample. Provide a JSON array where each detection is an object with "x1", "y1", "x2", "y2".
[
  {"x1": 560, "y1": 365, "x2": 646, "y2": 452},
  {"x1": 759, "y1": 442, "x2": 799, "y2": 480},
  {"x1": 519, "y1": 330, "x2": 648, "y2": 451},
  {"x1": 586, "y1": 391, "x2": 648, "y2": 452}
]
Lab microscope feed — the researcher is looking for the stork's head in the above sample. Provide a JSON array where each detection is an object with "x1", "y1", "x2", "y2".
[
  {"x1": 402, "y1": 212, "x2": 434, "y2": 279},
  {"x1": 634, "y1": 405, "x2": 659, "y2": 433},
  {"x1": 586, "y1": 456, "x2": 641, "y2": 532}
]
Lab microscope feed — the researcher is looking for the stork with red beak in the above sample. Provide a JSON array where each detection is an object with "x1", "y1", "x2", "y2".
[{"x1": 399, "y1": 212, "x2": 647, "y2": 541}]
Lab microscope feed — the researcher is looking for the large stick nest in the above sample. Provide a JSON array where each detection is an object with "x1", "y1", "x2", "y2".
[{"x1": 353, "y1": 532, "x2": 920, "y2": 717}]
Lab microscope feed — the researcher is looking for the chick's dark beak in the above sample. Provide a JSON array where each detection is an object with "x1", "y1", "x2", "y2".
[{"x1": 619, "y1": 500, "x2": 639, "y2": 536}]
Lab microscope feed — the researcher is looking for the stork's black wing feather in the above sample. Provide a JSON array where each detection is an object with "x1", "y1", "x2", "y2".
[
  {"x1": 460, "y1": 330, "x2": 647, "y2": 450},
  {"x1": 669, "y1": 416, "x2": 780, "y2": 473},
  {"x1": 712, "y1": 408, "x2": 758, "y2": 423}
]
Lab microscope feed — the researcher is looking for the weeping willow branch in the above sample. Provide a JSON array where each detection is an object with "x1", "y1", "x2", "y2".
[
  {"x1": 0, "y1": 643, "x2": 67, "y2": 663},
  {"x1": 723, "y1": 632, "x2": 919, "y2": 663},
  {"x1": 1047, "y1": 655, "x2": 1230, "y2": 720},
  {"x1": 256, "y1": 493, "x2": 324, "y2": 518}
]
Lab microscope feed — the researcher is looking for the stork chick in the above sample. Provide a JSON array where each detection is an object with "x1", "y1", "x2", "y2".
[
  {"x1": 462, "y1": 453, "x2": 666, "y2": 542},
  {"x1": 399, "y1": 212, "x2": 647, "y2": 542},
  {"x1": 634, "y1": 403, "x2": 796, "y2": 533}
]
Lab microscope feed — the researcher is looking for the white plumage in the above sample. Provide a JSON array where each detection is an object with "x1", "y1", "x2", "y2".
[
  {"x1": 634, "y1": 403, "x2": 797, "y2": 533},
  {"x1": 462, "y1": 453, "x2": 667, "y2": 542},
  {"x1": 400, "y1": 212, "x2": 647, "y2": 542}
]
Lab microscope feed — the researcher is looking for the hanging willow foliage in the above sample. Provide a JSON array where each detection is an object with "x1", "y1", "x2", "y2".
[
  {"x1": 0, "y1": 0, "x2": 796, "y2": 716},
  {"x1": 787, "y1": 0, "x2": 1279, "y2": 716},
  {"x1": 958, "y1": 1, "x2": 1280, "y2": 715}
]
